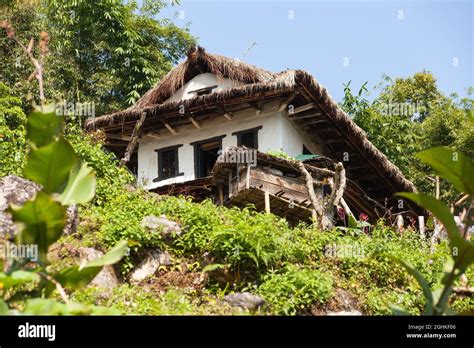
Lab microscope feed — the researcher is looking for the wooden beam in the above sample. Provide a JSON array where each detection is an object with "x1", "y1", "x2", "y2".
[
  {"x1": 314, "y1": 137, "x2": 345, "y2": 145},
  {"x1": 105, "y1": 142, "x2": 128, "y2": 147},
  {"x1": 365, "y1": 186, "x2": 387, "y2": 192},
  {"x1": 291, "y1": 113, "x2": 323, "y2": 120},
  {"x1": 120, "y1": 111, "x2": 147, "y2": 165},
  {"x1": 105, "y1": 133, "x2": 132, "y2": 141},
  {"x1": 189, "y1": 117, "x2": 201, "y2": 129},
  {"x1": 264, "y1": 191, "x2": 271, "y2": 213},
  {"x1": 278, "y1": 92, "x2": 297, "y2": 112},
  {"x1": 350, "y1": 172, "x2": 379, "y2": 180},
  {"x1": 145, "y1": 132, "x2": 161, "y2": 140},
  {"x1": 217, "y1": 105, "x2": 233, "y2": 121},
  {"x1": 164, "y1": 122, "x2": 177, "y2": 135},
  {"x1": 288, "y1": 103, "x2": 316, "y2": 116},
  {"x1": 347, "y1": 163, "x2": 369, "y2": 170}
]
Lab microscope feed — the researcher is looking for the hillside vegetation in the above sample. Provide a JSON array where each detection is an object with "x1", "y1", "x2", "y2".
[
  {"x1": 1, "y1": 95, "x2": 472, "y2": 315},
  {"x1": 1, "y1": 0, "x2": 473, "y2": 315}
]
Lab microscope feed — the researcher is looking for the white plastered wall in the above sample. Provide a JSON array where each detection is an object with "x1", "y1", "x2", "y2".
[{"x1": 137, "y1": 73, "x2": 324, "y2": 190}]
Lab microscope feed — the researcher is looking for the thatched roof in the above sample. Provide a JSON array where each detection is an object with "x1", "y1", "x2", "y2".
[{"x1": 85, "y1": 46, "x2": 419, "y2": 212}]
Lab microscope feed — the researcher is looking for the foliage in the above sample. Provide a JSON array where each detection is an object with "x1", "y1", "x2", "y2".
[
  {"x1": 0, "y1": 82, "x2": 26, "y2": 176},
  {"x1": 1, "y1": 0, "x2": 195, "y2": 114},
  {"x1": 393, "y1": 147, "x2": 474, "y2": 315},
  {"x1": 341, "y1": 73, "x2": 474, "y2": 205},
  {"x1": 258, "y1": 265, "x2": 332, "y2": 315},
  {"x1": 265, "y1": 149, "x2": 294, "y2": 160},
  {"x1": 1, "y1": 107, "x2": 127, "y2": 315}
]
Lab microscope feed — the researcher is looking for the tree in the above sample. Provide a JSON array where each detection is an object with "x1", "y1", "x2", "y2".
[
  {"x1": 1, "y1": 0, "x2": 195, "y2": 115},
  {"x1": 0, "y1": 82, "x2": 26, "y2": 176},
  {"x1": 341, "y1": 72, "x2": 473, "y2": 205}
]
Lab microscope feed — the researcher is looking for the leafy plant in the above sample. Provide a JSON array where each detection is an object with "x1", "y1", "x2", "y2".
[
  {"x1": 258, "y1": 264, "x2": 332, "y2": 315},
  {"x1": 392, "y1": 147, "x2": 474, "y2": 315},
  {"x1": 1, "y1": 107, "x2": 128, "y2": 314}
]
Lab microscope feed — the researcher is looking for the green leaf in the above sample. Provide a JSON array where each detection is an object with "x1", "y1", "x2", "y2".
[
  {"x1": 26, "y1": 106, "x2": 62, "y2": 147},
  {"x1": 58, "y1": 162, "x2": 96, "y2": 205},
  {"x1": 22, "y1": 298, "x2": 120, "y2": 315},
  {"x1": 24, "y1": 137, "x2": 78, "y2": 193},
  {"x1": 348, "y1": 215, "x2": 359, "y2": 228},
  {"x1": 397, "y1": 192, "x2": 474, "y2": 274},
  {"x1": 0, "y1": 270, "x2": 40, "y2": 290},
  {"x1": 10, "y1": 192, "x2": 67, "y2": 264},
  {"x1": 0, "y1": 299, "x2": 9, "y2": 315},
  {"x1": 389, "y1": 256, "x2": 433, "y2": 311},
  {"x1": 417, "y1": 147, "x2": 474, "y2": 195},
  {"x1": 389, "y1": 304, "x2": 411, "y2": 316},
  {"x1": 52, "y1": 241, "x2": 128, "y2": 290},
  {"x1": 202, "y1": 263, "x2": 225, "y2": 273}
]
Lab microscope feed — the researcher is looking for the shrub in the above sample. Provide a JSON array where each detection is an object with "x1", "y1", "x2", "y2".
[
  {"x1": 0, "y1": 82, "x2": 27, "y2": 176},
  {"x1": 258, "y1": 265, "x2": 333, "y2": 315}
]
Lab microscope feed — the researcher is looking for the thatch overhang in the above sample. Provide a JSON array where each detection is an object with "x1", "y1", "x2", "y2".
[{"x1": 85, "y1": 46, "x2": 422, "y2": 217}]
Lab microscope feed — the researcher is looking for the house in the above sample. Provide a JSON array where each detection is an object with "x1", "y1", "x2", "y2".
[{"x1": 85, "y1": 46, "x2": 421, "y2": 224}]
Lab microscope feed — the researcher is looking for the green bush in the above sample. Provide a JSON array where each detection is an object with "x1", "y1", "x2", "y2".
[
  {"x1": 0, "y1": 82, "x2": 27, "y2": 176},
  {"x1": 258, "y1": 265, "x2": 333, "y2": 315}
]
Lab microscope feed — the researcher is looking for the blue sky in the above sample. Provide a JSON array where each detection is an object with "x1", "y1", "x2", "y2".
[{"x1": 156, "y1": 0, "x2": 473, "y2": 102}]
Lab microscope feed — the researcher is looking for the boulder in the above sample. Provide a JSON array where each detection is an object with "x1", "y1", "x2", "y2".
[
  {"x1": 130, "y1": 249, "x2": 171, "y2": 283},
  {"x1": 0, "y1": 175, "x2": 79, "y2": 238},
  {"x1": 223, "y1": 292, "x2": 265, "y2": 310},
  {"x1": 77, "y1": 247, "x2": 119, "y2": 288},
  {"x1": 0, "y1": 175, "x2": 41, "y2": 238},
  {"x1": 141, "y1": 215, "x2": 182, "y2": 237}
]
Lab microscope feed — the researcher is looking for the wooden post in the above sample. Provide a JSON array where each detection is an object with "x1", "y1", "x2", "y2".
[
  {"x1": 418, "y1": 216, "x2": 425, "y2": 239},
  {"x1": 120, "y1": 111, "x2": 146, "y2": 165},
  {"x1": 217, "y1": 183, "x2": 224, "y2": 205},
  {"x1": 228, "y1": 171, "x2": 232, "y2": 198},
  {"x1": 264, "y1": 191, "x2": 270, "y2": 213},
  {"x1": 435, "y1": 176, "x2": 440, "y2": 199},
  {"x1": 246, "y1": 165, "x2": 251, "y2": 189},
  {"x1": 236, "y1": 163, "x2": 240, "y2": 188},
  {"x1": 396, "y1": 214, "x2": 404, "y2": 233}
]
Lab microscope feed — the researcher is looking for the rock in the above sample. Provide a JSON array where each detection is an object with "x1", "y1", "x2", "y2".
[
  {"x1": 141, "y1": 215, "x2": 182, "y2": 237},
  {"x1": 77, "y1": 247, "x2": 119, "y2": 288},
  {"x1": 326, "y1": 310, "x2": 362, "y2": 316},
  {"x1": 130, "y1": 249, "x2": 171, "y2": 283},
  {"x1": 63, "y1": 204, "x2": 79, "y2": 235},
  {"x1": 0, "y1": 175, "x2": 42, "y2": 238},
  {"x1": 223, "y1": 292, "x2": 265, "y2": 310},
  {"x1": 0, "y1": 175, "x2": 79, "y2": 238}
]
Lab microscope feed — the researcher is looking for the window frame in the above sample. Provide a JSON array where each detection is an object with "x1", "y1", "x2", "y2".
[
  {"x1": 153, "y1": 144, "x2": 184, "y2": 182},
  {"x1": 190, "y1": 135, "x2": 226, "y2": 178},
  {"x1": 232, "y1": 126, "x2": 262, "y2": 149}
]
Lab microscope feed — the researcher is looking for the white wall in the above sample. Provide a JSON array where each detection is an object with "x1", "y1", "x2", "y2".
[
  {"x1": 166, "y1": 73, "x2": 244, "y2": 103},
  {"x1": 138, "y1": 73, "x2": 324, "y2": 190},
  {"x1": 280, "y1": 114, "x2": 323, "y2": 157},
  {"x1": 138, "y1": 100, "x2": 283, "y2": 189}
]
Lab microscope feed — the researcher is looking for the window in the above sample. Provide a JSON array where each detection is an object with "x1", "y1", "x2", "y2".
[
  {"x1": 154, "y1": 145, "x2": 184, "y2": 181},
  {"x1": 191, "y1": 135, "x2": 226, "y2": 178},
  {"x1": 188, "y1": 85, "x2": 218, "y2": 97},
  {"x1": 303, "y1": 145, "x2": 312, "y2": 155},
  {"x1": 232, "y1": 126, "x2": 262, "y2": 149}
]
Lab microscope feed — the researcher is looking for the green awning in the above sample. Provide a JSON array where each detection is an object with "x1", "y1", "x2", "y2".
[{"x1": 295, "y1": 154, "x2": 320, "y2": 161}]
